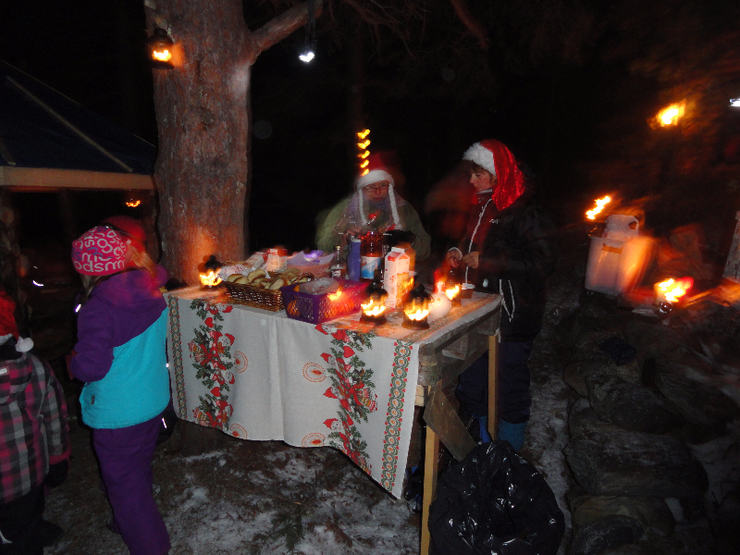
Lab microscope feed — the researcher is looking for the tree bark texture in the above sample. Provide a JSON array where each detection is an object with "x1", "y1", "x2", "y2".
[
  {"x1": 147, "y1": 0, "x2": 320, "y2": 284},
  {"x1": 148, "y1": 0, "x2": 251, "y2": 284}
]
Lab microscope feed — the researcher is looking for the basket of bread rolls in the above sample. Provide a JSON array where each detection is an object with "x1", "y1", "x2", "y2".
[{"x1": 223, "y1": 267, "x2": 313, "y2": 311}]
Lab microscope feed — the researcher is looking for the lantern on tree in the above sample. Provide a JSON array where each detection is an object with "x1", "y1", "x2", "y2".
[{"x1": 147, "y1": 27, "x2": 174, "y2": 69}]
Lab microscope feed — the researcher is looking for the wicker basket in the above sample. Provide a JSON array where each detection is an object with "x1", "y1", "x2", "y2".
[
  {"x1": 281, "y1": 280, "x2": 368, "y2": 324},
  {"x1": 224, "y1": 281, "x2": 285, "y2": 311}
]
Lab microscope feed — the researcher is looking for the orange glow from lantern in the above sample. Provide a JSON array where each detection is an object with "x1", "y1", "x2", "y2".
[
  {"x1": 654, "y1": 277, "x2": 693, "y2": 303},
  {"x1": 199, "y1": 270, "x2": 222, "y2": 287},
  {"x1": 586, "y1": 195, "x2": 612, "y2": 220},
  {"x1": 655, "y1": 101, "x2": 686, "y2": 127},
  {"x1": 328, "y1": 289, "x2": 343, "y2": 302},
  {"x1": 125, "y1": 199, "x2": 141, "y2": 208}
]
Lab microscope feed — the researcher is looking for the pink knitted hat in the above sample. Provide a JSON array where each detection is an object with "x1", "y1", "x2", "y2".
[{"x1": 71, "y1": 226, "x2": 128, "y2": 276}]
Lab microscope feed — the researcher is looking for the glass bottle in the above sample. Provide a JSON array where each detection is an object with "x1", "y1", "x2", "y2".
[
  {"x1": 361, "y1": 230, "x2": 383, "y2": 280},
  {"x1": 329, "y1": 245, "x2": 345, "y2": 279}
]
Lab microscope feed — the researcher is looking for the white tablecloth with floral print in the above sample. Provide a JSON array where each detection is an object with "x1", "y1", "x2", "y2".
[{"x1": 165, "y1": 287, "x2": 499, "y2": 498}]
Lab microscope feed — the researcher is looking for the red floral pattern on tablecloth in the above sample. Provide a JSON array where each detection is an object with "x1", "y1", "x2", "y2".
[
  {"x1": 187, "y1": 299, "x2": 237, "y2": 430},
  {"x1": 316, "y1": 324, "x2": 378, "y2": 474}
]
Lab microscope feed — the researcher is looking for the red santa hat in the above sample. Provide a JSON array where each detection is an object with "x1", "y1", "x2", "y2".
[
  {"x1": 0, "y1": 291, "x2": 19, "y2": 338},
  {"x1": 462, "y1": 139, "x2": 526, "y2": 211},
  {"x1": 354, "y1": 152, "x2": 401, "y2": 227},
  {"x1": 71, "y1": 226, "x2": 129, "y2": 276}
]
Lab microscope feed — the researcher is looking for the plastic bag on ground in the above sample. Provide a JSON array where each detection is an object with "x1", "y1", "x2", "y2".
[{"x1": 429, "y1": 440, "x2": 564, "y2": 554}]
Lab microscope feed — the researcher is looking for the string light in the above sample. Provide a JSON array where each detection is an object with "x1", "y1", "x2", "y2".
[{"x1": 356, "y1": 128, "x2": 371, "y2": 176}]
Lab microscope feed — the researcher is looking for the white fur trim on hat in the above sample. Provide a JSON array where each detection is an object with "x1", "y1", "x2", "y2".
[
  {"x1": 355, "y1": 169, "x2": 394, "y2": 190},
  {"x1": 462, "y1": 142, "x2": 496, "y2": 178}
]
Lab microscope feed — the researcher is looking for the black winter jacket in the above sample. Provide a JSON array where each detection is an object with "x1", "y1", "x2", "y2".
[{"x1": 456, "y1": 190, "x2": 555, "y2": 341}]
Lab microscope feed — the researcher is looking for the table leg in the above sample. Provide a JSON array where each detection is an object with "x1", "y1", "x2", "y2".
[
  {"x1": 420, "y1": 423, "x2": 439, "y2": 555},
  {"x1": 486, "y1": 332, "x2": 500, "y2": 440}
]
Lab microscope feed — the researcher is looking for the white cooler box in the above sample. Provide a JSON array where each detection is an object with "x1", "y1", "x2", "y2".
[{"x1": 585, "y1": 214, "x2": 654, "y2": 296}]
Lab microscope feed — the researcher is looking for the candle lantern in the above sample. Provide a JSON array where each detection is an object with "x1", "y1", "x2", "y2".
[
  {"x1": 360, "y1": 276, "x2": 388, "y2": 324},
  {"x1": 147, "y1": 27, "x2": 174, "y2": 69},
  {"x1": 653, "y1": 276, "x2": 693, "y2": 315},
  {"x1": 402, "y1": 283, "x2": 431, "y2": 329},
  {"x1": 199, "y1": 254, "x2": 223, "y2": 288},
  {"x1": 444, "y1": 266, "x2": 462, "y2": 305}
]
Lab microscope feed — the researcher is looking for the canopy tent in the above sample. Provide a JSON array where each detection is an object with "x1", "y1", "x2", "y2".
[{"x1": 0, "y1": 61, "x2": 155, "y2": 191}]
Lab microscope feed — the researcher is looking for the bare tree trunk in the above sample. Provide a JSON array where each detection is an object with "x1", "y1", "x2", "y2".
[
  {"x1": 146, "y1": 0, "x2": 321, "y2": 284},
  {"x1": 147, "y1": 0, "x2": 250, "y2": 284}
]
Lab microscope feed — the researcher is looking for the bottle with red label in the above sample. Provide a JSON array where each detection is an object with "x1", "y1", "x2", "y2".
[{"x1": 360, "y1": 230, "x2": 383, "y2": 280}]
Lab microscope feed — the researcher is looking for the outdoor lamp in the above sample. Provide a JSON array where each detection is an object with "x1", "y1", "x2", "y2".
[
  {"x1": 148, "y1": 27, "x2": 174, "y2": 69},
  {"x1": 402, "y1": 283, "x2": 431, "y2": 330},
  {"x1": 444, "y1": 266, "x2": 462, "y2": 305},
  {"x1": 298, "y1": 0, "x2": 317, "y2": 63},
  {"x1": 360, "y1": 275, "x2": 387, "y2": 324},
  {"x1": 199, "y1": 254, "x2": 223, "y2": 288}
]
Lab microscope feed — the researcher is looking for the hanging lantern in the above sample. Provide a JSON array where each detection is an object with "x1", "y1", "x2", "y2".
[
  {"x1": 148, "y1": 27, "x2": 174, "y2": 69},
  {"x1": 402, "y1": 283, "x2": 431, "y2": 329},
  {"x1": 124, "y1": 192, "x2": 142, "y2": 208},
  {"x1": 360, "y1": 276, "x2": 387, "y2": 324},
  {"x1": 199, "y1": 254, "x2": 223, "y2": 288}
]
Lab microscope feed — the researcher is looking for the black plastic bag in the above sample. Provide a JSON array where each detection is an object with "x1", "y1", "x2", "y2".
[{"x1": 429, "y1": 440, "x2": 564, "y2": 555}]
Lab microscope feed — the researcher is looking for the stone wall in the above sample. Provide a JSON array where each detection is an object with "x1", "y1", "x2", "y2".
[{"x1": 559, "y1": 294, "x2": 740, "y2": 554}]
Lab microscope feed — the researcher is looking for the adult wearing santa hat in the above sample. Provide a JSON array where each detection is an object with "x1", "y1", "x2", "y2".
[
  {"x1": 315, "y1": 151, "x2": 431, "y2": 260},
  {"x1": 446, "y1": 139, "x2": 555, "y2": 451}
]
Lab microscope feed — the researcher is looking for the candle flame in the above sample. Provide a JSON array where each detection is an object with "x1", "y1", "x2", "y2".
[
  {"x1": 655, "y1": 277, "x2": 693, "y2": 303},
  {"x1": 152, "y1": 48, "x2": 172, "y2": 63},
  {"x1": 586, "y1": 195, "x2": 612, "y2": 220},
  {"x1": 356, "y1": 129, "x2": 370, "y2": 139},
  {"x1": 125, "y1": 199, "x2": 141, "y2": 208},
  {"x1": 445, "y1": 284, "x2": 461, "y2": 301},
  {"x1": 199, "y1": 270, "x2": 222, "y2": 287},
  {"x1": 328, "y1": 289, "x2": 343, "y2": 301}
]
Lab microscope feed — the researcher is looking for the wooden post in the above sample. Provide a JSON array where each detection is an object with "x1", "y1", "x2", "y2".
[
  {"x1": 486, "y1": 331, "x2": 500, "y2": 440},
  {"x1": 420, "y1": 424, "x2": 439, "y2": 555}
]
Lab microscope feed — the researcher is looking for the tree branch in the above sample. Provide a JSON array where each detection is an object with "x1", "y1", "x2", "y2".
[
  {"x1": 249, "y1": 0, "x2": 323, "y2": 62},
  {"x1": 449, "y1": 0, "x2": 488, "y2": 50}
]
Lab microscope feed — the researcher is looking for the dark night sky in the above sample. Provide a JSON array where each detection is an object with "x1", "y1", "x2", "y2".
[{"x1": 2, "y1": 1, "x2": 739, "y2": 254}]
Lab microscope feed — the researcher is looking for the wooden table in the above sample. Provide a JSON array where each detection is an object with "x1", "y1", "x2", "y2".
[
  {"x1": 413, "y1": 296, "x2": 501, "y2": 555},
  {"x1": 165, "y1": 287, "x2": 501, "y2": 554}
]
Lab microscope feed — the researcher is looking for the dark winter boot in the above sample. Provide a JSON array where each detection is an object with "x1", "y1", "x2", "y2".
[{"x1": 497, "y1": 419, "x2": 526, "y2": 451}]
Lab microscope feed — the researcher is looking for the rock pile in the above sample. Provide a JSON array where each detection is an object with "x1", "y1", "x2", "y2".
[{"x1": 560, "y1": 294, "x2": 740, "y2": 554}]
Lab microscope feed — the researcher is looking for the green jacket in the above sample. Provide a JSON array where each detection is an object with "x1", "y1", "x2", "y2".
[{"x1": 315, "y1": 196, "x2": 431, "y2": 260}]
